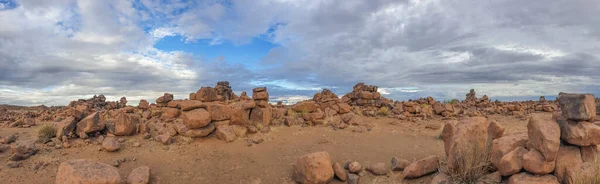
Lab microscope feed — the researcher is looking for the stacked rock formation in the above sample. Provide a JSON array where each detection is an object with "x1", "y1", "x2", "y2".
[
  {"x1": 441, "y1": 92, "x2": 598, "y2": 183},
  {"x1": 191, "y1": 81, "x2": 238, "y2": 102},
  {"x1": 290, "y1": 89, "x2": 357, "y2": 129},
  {"x1": 341, "y1": 83, "x2": 391, "y2": 107},
  {"x1": 534, "y1": 96, "x2": 555, "y2": 112}
]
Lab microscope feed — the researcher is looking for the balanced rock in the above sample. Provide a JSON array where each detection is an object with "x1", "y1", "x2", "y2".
[
  {"x1": 558, "y1": 93, "x2": 596, "y2": 121},
  {"x1": 557, "y1": 115, "x2": 600, "y2": 146},
  {"x1": 527, "y1": 114, "x2": 560, "y2": 161}
]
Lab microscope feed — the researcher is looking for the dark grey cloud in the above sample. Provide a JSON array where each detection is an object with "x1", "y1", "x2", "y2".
[{"x1": 2, "y1": 0, "x2": 600, "y2": 106}]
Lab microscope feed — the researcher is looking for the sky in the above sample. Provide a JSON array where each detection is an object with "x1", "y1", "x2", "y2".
[{"x1": 1, "y1": 0, "x2": 599, "y2": 106}]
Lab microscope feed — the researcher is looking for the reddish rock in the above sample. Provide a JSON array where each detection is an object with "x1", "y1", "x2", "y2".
[
  {"x1": 554, "y1": 145, "x2": 583, "y2": 183},
  {"x1": 498, "y1": 146, "x2": 527, "y2": 176},
  {"x1": 430, "y1": 173, "x2": 451, "y2": 184},
  {"x1": 196, "y1": 87, "x2": 219, "y2": 102},
  {"x1": 56, "y1": 159, "x2": 121, "y2": 184},
  {"x1": 332, "y1": 162, "x2": 347, "y2": 181},
  {"x1": 558, "y1": 119, "x2": 600, "y2": 146},
  {"x1": 229, "y1": 108, "x2": 250, "y2": 126},
  {"x1": 558, "y1": 93, "x2": 596, "y2": 121},
  {"x1": 184, "y1": 124, "x2": 215, "y2": 138},
  {"x1": 527, "y1": 114, "x2": 560, "y2": 161},
  {"x1": 113, "y1": 112, "x2": 139, "y2": 136},
  {"x1": 487, "y1": 120, "x2": 504, "y2": 139},
  {"x1": 292, "y1": 101, "x2": 320, "y2": 113},
  {"x1": 56, "y1": 117, "x2": 78, "y2": 138},
  {"x1": 102, "y1": 137, "x2": 120, "y2": 152},
  {"x1": 215, "y1": 125, "x2": 237, "y2": 142},
  {"x1": 205, "y1": 103, "x2": 231, "y2": 121},
  {"x1": 127, "y1": 166, "x2": 150, "y2": 184},
  {"x1": 182, "y1": 108, "x2": 212, "y2": 129},
  {"x1": 293, "y1": 151, "x2": 334, "y2": 184},
  {"x1": 76, "y1": 112, "x2": 105, "y2": 134},
  {"x1": 508, "y1": 172, "x2": 559, "y2": 184},
  {"x1": 580, "y1": 145, "x2": 600, "y2": 163},
  {"x1": 523, "y1": 148, "x2": 555, "y2": 175},
  {"x1": 403, "y1": 155, "x2": 439, "y2": 179},
  {"x1": 161, "y1": 108, "x2": 180, "y2": 119},
  {"x1": 179, "y1": 100, "x2": 207, "y2": 111},
  {"x1": 348, "y1": 161, "x2": 362, "y2": 173},
  {"x1": 391, "y1": 157, "x2": 411, "y2": 171},
  {"x1": 445, "y1": 117, "x2": 490, "y2": 170},
  {"x1": 478, "y1": 171, "x2": 501, "y2": 184},
  {"x1": 249, "y1": 107, "x2": 272, "y2": 127},
  {"x1": 491, "y1": 133, "x2": 528, "y2": 169},
  {"x1": 366, "y1": 163, "x2": 388, "y2": 175}
]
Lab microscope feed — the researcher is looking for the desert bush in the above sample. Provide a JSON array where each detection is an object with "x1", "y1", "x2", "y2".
[
  {"x1": 445, "y1": 140, "x2": 493, "y2": 183},
  {"x1": 377, "y1": 106, "x2": 390, "y2": 116},
  {"x1": 37, "y1": 124, "x2": 57, "y2": 143}
]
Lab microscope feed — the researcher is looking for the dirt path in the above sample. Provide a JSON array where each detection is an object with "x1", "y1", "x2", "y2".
[{"x1": 0, "y1": 114, "x2": 534, "y2": 184}]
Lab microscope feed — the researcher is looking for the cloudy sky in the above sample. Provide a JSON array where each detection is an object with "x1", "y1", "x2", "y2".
[{"x1": 1, "y1": 0, "x2": 599, "y2": 106}]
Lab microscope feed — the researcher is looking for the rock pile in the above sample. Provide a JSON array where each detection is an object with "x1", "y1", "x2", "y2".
[
  {"x1": 341, "y1": 83, "x2": 392, "y2": 108},
  {"x1": 191, "y1": 81, "x2": 238, "y2": 102},
  {"x1": 291, "y1": 89, "x2": 359, "y2": 129},
  {"x1": 439, "y1": 92, "x2": 599, "y2": 183},
  {"x1": 292, "y1": 151, "x2": 438, "y2": 184}
]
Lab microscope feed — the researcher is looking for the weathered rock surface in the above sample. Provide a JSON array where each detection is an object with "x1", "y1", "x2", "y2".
[
  {"x1": 403, "y1": 155, "x2": 439, "y2": 179},
  {"x1": 293, "y1": 151, "x2": 334, "y2": 184},
  {"x1": 56, "y1": 159, "x2": 121, "y2": 184}
]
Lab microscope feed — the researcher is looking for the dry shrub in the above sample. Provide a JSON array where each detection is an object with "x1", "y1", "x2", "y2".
[
  {"x1": 37, "y1": 124, "x2": 57, "y2": 143},
  {"x1": 377, "y1": 106, "x2": 390, "y2": 116},
  {"x1": 573, "y1": 160, "x2": 600, "y2": 184},
  {"x1": 445, "y1": 139, "x2": 493, "y2": 183}
]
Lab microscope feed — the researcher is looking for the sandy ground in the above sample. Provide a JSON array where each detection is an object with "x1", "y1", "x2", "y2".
[{"x1": 0, "y1": 114, "x2": 536, "y2": 184}]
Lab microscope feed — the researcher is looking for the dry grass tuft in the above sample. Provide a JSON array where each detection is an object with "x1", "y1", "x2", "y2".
[
  {"x1": 377, "y1": 106, "x2": 390, "y2": 116},
  {"x1": 445, "y1": 140, "x2": 493, "y2": 183},
  {"x1": 573, "y1": 160, "x2": 600, "y2": 184},
  {"x1": 37, "y1": 124, "x2": 57, "y2": 143}
]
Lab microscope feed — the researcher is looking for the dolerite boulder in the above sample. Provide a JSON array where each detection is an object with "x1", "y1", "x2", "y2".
[
  {"x1": 182, "y1": 108, "x2": 211, "y2": 129},
  {"x1": 527, "y1": 114, "x2": 560, "y2": 161},
  {"x1": 293, "y1": 151, "x2": 334, "y2": 184},
  {"x1": 76, "y1": 112, "x2": 105, "y2": 135},
  {"x1": 56, "y1": 159, "x2": 122, "y2": 184},
  {"x1": 196, "y1": 87, "x2": 219, "y2": 102},
  {"x1": 444, "y1": 117, "x2": 492, "y2": 170},
  {"x1": 558, "y1": 93, "x2": 596, "y2": 121},
  {"x1": 113, "y1": 112, "x2": 139, "y2": 136},
  {"x1": 556, "y1": 115, "x2": 600, "y2": 146},
  {"x1": 156, "y1": 93, "x2": 174, "y2": 107},
  {"x1": 56, "y1": 116, "x2": 78, "y2": 138},
  {"x1": 554, "y1": 145, "x2": 583, "y2": 183}
]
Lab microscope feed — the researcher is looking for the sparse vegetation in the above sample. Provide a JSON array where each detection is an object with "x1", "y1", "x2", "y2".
[
  {"x1": 377, "y1": 106, "x2": 390, "y2": 116},
  {"x1": 573, "y1": 160, "x2": 600, "y2": 184},
  {"x1": 445, "y1": 140, "x2": 493, "y2": 183},
  {"x1": 37, "y1": 124, "x2": 57, "y2": 143},
  {"x1": 443, "y1": 99, "x2": 459, "y2": 104},
  {"x1": 437, "y1": 131, "x2": 444, "y2": 140}
]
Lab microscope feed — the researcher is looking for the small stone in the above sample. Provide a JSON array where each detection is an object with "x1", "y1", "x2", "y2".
[
  {"x1": 366, "y1": 162, "x2": 388, "y2": 175},
  {"x1": 333, "y1": 162, "x2": 347, "y2": 181},
  {"x1": 391, "y1": 157, "x2": 411, "y2": 171},
  {"x1": 7, "y1": 161, "x2": 21, "y2": 168},
  {"x1": 348, "y1": 161, "x2": 362, "y2": 173},
  {"x1": 46, "y1": 142, "x2": 56, "y2": 147},
  {"x1": 248, "y1": 135, "x2": 264, "y2": 144},
  {"x1": 127, "y1": 166, "x2": 150, "y2": 184},
  {"x1": 347, "y1": 174, "x2": 359, "y2": 184},
  {"x1": 102, "y1": 137, "x2": 121, "y2": 152},
  {"x1": 143, "y1": 133, "x2": 151, "y2": 139},
  {"x1": 132, "y1": 142, "x2": 141, "y2": 147}
]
